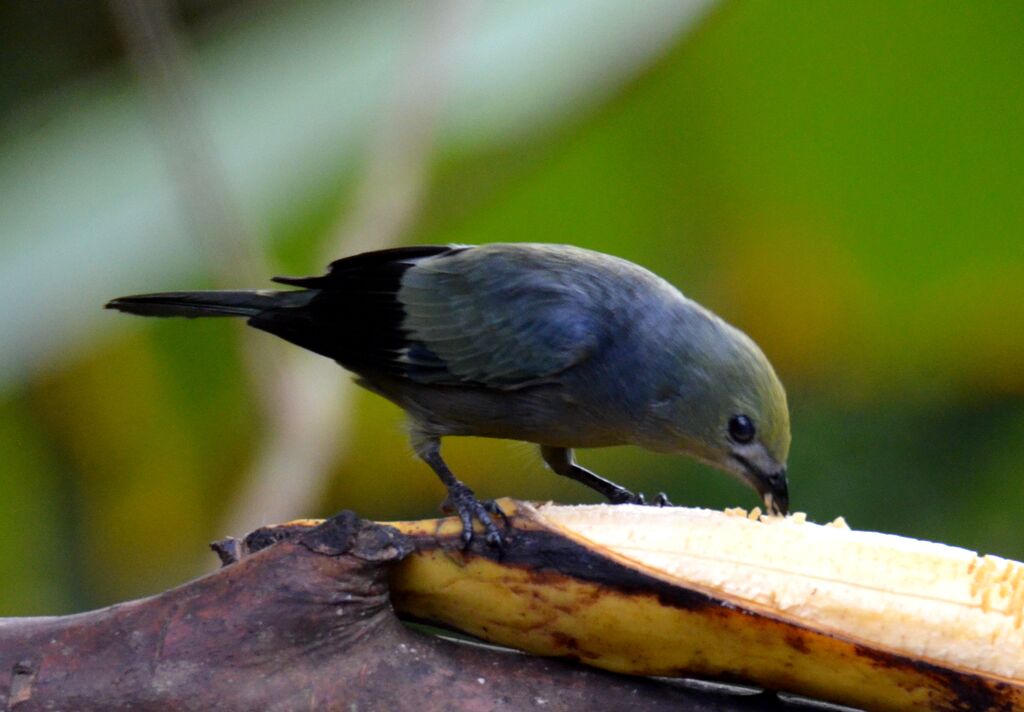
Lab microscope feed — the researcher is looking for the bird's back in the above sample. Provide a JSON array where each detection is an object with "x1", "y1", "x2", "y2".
[{"x1": 263, "y1": 243, "x2": 686, "y2": 388}]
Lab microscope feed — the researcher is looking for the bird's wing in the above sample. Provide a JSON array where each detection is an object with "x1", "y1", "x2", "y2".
[
  {"x1": 261, "y1": 245, "x2": 603, "y2": 389},
  {"x1": 398, "y1": 248, "x2": 604, "y2": 388}
]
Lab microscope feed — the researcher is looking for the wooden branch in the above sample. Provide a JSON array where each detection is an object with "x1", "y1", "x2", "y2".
[{"x1": 0, "y1": 511, "x2": 786, "y2": 711}]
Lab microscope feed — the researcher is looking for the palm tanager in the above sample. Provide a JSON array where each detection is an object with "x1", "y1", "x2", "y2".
[{"x1": 107, "y1": 244, "x2": 791, "y2": 544}]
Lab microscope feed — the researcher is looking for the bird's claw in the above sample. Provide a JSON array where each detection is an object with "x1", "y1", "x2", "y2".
[
  {"x1": 651, "y1": 492, "x2": 672, "y2": 507},
  {"x1": 441, "y1": 483, "x2": 505, "y2": 547},
  {"x1": 609, "y1": 489, "x2": 672, "y2": 507}
]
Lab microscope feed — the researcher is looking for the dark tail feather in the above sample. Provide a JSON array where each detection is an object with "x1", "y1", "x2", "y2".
[{"x1": 105, "y1": 290, "x2": 315, "y2": 318}]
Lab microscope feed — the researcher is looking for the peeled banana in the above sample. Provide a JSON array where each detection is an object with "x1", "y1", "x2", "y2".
[{"x1": 385, "y1": 500, "x2": 1024, "y2": 712}]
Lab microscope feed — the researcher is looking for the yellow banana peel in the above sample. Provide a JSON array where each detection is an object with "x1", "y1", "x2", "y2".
[{"x1": 384, "y1": 500, "x2": 1024, "y2": 712}]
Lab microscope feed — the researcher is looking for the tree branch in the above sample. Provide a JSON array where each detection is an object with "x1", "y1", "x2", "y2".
[{"x1": 0, "y1": 512, "x2": 783, "y2": 711}]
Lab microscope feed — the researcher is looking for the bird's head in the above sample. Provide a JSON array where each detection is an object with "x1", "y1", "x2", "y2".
[{"x1": 644, "y1": 312, "x2": 791, "y2": 515}]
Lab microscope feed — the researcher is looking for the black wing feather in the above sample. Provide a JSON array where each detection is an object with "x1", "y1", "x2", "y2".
[
  {"x1": 250, "y1": 245, "x2": 464, "y2": 376},
  {"x1": 271, "y1": 245, "x2": 460, "y2": 289}
]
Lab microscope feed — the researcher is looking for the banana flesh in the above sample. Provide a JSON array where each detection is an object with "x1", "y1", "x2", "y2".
[
  {"x1": 386, "y1": 500, "x2": 1024, "y2": 712},
  {"x1": 542, "y1": 503, "x2": 1024, "y2": 680}
]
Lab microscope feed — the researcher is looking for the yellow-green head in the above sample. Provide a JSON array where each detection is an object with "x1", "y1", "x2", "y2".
[{"x1": 642, "y1": 303, "x2": 791, "y2": 514}]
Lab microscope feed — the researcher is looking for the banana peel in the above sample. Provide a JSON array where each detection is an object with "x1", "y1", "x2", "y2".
[{"x1": 383, "y1": 499, "x2": 1024, "y2": 712}]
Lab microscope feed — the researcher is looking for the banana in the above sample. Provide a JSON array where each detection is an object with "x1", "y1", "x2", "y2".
[{"x1": 385, "y1": 500, "x2": 1024, "y2": 712}]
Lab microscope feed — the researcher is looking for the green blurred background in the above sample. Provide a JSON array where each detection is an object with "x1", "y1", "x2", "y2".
[{"x1": 1, "y1": 0, "x2": 1022, "y2": 615}]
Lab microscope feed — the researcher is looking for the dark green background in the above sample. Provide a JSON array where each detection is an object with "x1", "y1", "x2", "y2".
[{"x1": 1, "y1": 0, "x2": 1021, "y2": 615}]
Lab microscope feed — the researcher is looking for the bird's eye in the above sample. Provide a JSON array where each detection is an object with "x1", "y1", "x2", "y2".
[{"x1": 728, "y1": 414, "x2": 756, "y2": 444}]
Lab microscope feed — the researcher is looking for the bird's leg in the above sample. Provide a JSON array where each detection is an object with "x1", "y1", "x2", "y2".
[
  {"x1": 411, "y1": 431, "x2": 504, "y2": 547},
  {"x1": 540, "y1": 446, "x2": 671, "y2": 507}
]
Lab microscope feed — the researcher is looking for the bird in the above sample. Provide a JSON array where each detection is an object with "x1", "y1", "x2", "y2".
[{"x1": 106, "y1": 243, "x2": 791, "y2": 545}]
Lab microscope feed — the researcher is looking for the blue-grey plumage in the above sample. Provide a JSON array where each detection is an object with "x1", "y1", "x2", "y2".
[{"x1": 106, "y1": 243, "x2": 791, "y2": 545}]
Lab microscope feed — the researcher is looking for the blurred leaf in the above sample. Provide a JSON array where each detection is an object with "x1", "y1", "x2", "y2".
[{"x1": 0, "y1": 0, "x2": 711, "y2": 388}]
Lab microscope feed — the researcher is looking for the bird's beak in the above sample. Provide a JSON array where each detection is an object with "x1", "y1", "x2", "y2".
[
  {"x1": 754, "y1": 467, "x2": 789, "y2": 517},
  {"x1": 729, "y1": 454, "x2": 789, "y2": 516}
]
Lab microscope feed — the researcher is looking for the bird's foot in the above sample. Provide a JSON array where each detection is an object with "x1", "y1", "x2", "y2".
[
  {"x1": 440, "y1": 483, "x2": 505, "y2": 547},
  {"x1": 608, "y1": 489, "x2": 672, "y2": 507}
]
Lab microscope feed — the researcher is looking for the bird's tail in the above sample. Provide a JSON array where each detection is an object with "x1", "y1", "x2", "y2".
[{"x1": 105, "y1": 290, "x2": 315, "y2": 318}]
